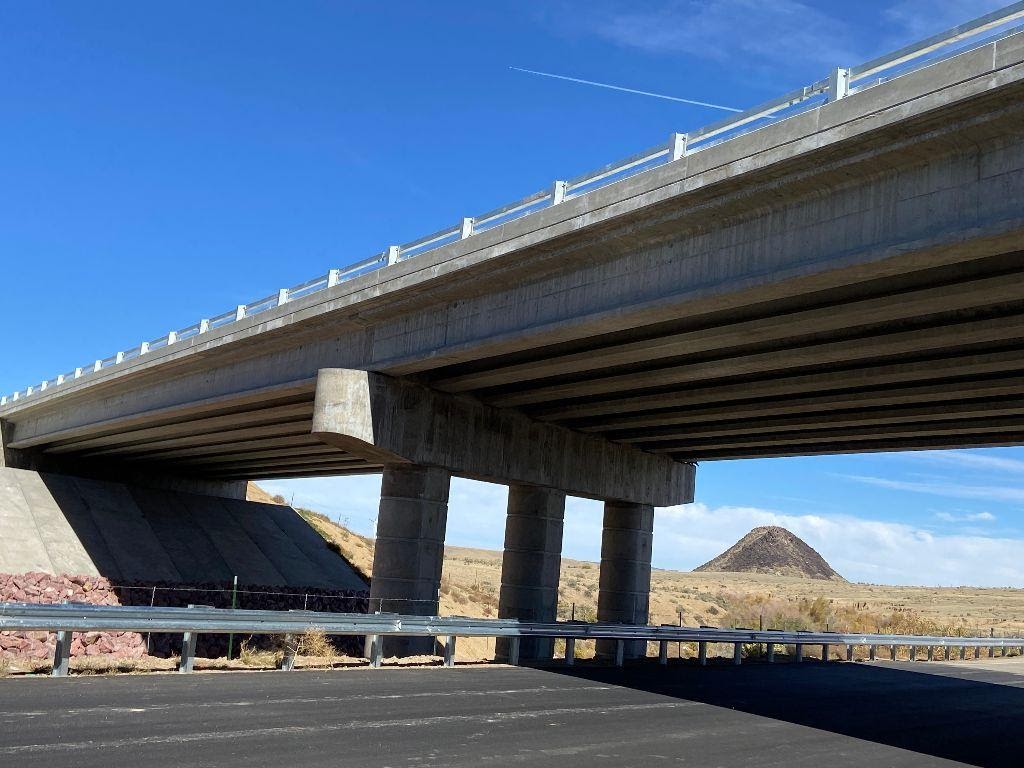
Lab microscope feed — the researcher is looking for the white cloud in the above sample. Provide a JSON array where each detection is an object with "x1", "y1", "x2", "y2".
[
  {"x1": 916, "y1": 450, "x2": 1024, "y2": 475},
  {"x1": 581, "y1": 0, "x2": 856, "y2": 68},
  {"x1": 934, "y1": 511, "x2": 997, "y2": 523},
  {"x1": 882, "y1": 0, "x2": 1010, "y2": 43},
  {"x1": 842, "y1": 474, "x2": 1024, "y2": 503}
]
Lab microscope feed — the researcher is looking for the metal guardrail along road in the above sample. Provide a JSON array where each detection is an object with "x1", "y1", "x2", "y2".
[
  {"x1": 2, "y1": 602, "x2": 1021, "y2": 677},
  {"x1": 4, "y1": 2, "x2": 1024, "y2": 406}
]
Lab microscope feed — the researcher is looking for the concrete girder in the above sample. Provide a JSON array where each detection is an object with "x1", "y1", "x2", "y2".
[
  {"x1": 584, "y1": 376, "x2": 1024, "y2": 434},
  {"x1": 70, "y1": 421, "x2": 315, "y2": 459},
  {"x1": 531, "y1": 348, "x2": 1024, "y2": 422},
  {"x1": 310, "y1": 368, "x2": 694, "y2": 506},
  {"x1": 489, "y1": 314, "x2": 1024, "y2": 408},
  {"x1": 430, "y1": 271, "x2": 1024, "y2": 393}
]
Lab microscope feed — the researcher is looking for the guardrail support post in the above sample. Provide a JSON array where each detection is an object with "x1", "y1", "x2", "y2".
[
  {"x1": 614, "y1": 639, "x2": 625, "y2": 668},
  {"x1": 444, "y1": 636, "x2": 456, "y2": 668},
  {"x1": 821, "y1": 644, "x2": 829, "y2": 662},
  {"x1": 989, "y1": 645, "x2": 995, "y2": 658},
  {"x1": 1002, "y1": 645, "x2": 1008, "y2": 657},
  {"x1": 564, "y1": 637, "x2": 575, "y2": 666},
  {"x1": 766, "y1": 643, "x2": 775, "y2": 663},
  {"x1": 366, "y1": 635, "x2": 382, "y2": 668},
  {"x1": 669, "y1": 132, "x2": 688, "y2": 161},
  {"x1": 795, "y1": 644, "x2": 803, "y2": 663},
  {"x1": 733, "y1": 643, "x2": 742, "y2": 666},
  {"x1": 910, "y1": 645, "x2": 918, "y2": 662},
  {"x1": 698, "y1": 641, "x2": 707, "y2": 666},
  {"x1": 659, "y1": 640, "x2": 668, "y2": 665},
  {"x1": 179, "y1": 631, "x2": 197, "y2": 673},
  {"x1": 869, "y1": 645, "x2": 876, "y2": 661},
  {"x1": 846, "y1": 645, "x2": 854, "y2": 662},
  {"x1": 51, "y1": 630, "x2": 72, "y2": 677},
  {"x1": 508, "y1": 637, "x2": 520, "y2": 666},
  {"x1": 459, "y1": 217, "x2": 474, "y2": 239},
  {"x1": 890, "y1": 645, "x2": 897, "y2": 661},
  {"x1": 386, "y1": 246, "x2": 400, "y2": 266},
  {"x1": 551, "y1": 180, "x2": 567, "y2": 205},
  {"x1": 280, "y1": 634, "x2": 296, "y2": 671},
  {"x1": 959, "y1": 646, "x2": 966, "y2": 661},
  {"x1": 827, "y1": 67, "x2": 850, "y2": 102}
]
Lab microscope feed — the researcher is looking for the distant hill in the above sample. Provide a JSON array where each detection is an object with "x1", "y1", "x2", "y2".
[{"x1": 695, "y1": 526, "x2": 844, "y2": 581}]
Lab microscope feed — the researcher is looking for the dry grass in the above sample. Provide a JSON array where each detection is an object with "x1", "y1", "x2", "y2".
[
  {"x1": 238, "y1": 638, "x2": 283, "y2": 668},
  {"x1": 73, "y1": 656, "x2": 143, "y2": 675},
  {"x1": 297, "y1": 627, "x2": 336, "y2": 668}
]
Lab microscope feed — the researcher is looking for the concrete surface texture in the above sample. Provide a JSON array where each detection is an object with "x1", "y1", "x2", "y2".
[
  {"x1": 1, "y1": 32, "x2": 1022, "y2": 484},
  {"x1": 496, "y1": 484, "x2": 565, "y2": 661},
  {"x1": 0, "y1": 467, "x2": 366, "y2": 589},
  {"x1": 369, "y1": 464, "x2": 451, "y2": 655},
  {"x1": 311, "y1": 368, "x2": 694, "y2": 505},
  {"x1": 596, "y1": 502, "x2": 654, "y2": 659},
  {"x1": 3, "y1": 659, "x2": 1024, "y2": 767}
]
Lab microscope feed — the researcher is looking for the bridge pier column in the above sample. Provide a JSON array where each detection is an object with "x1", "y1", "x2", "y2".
[
  {"x1": 496, "y1": 484, "x2": 566, "y2": 663},
  {"x1": 368, "y1": 464, "x2": 451, "y2": 657},
  {"x1": 596, "y1": 501, "x2": 654, "y2": 660}
]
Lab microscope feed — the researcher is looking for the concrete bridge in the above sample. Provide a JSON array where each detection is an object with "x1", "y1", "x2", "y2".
[{"x1": 2, "y1": 17, "x2": 1023, "y2": 657}]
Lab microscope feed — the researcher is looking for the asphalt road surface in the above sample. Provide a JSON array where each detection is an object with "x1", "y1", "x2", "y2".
[{"x1": 1, "y1": 657, "x2": 1022, "y2": 767}]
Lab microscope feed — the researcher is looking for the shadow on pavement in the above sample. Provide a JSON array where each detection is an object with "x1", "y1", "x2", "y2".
[{"x1": 541, "y1": 659, "x2": 1022, "y2": 767}]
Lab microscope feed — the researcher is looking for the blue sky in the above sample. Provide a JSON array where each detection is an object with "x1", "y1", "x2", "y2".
[{"x1": 2, "y1": 0, "x2": 1021, "y2": 586}]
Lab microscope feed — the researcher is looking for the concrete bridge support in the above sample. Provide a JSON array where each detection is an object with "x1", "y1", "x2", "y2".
[
  {"x1": 368, "y1": 463, "x2": 451, "y2": 657},
  {"x1": 496, "y1": 484, "x2": 566, "y2": 662},
  {"x1": 596, "y1": 501, "x2": 654, "y2": 660}
]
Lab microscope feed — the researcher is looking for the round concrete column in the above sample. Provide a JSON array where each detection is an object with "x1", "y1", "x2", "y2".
[
  {"x1": 596, "y1": 501, "x2": 654, "y2": 660},
  {"x1": 496, "y1": 484, "x2": 566, "y2": 662},
  {"x1": 369, "y1": 464, "x2": 451, "y2": 657}
]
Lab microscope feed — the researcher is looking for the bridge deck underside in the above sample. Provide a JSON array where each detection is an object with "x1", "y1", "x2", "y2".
[
  {"x1": 417, "y1": 251, "x2": 1024, "y2": 461},
  {"x1": 33, "y1": 383, "x2": 379, "y2": 482}
]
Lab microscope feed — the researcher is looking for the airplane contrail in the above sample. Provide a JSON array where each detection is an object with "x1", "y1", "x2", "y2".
[{"x1": 510, "y1": 67, "x2": 742, "y2": 112}]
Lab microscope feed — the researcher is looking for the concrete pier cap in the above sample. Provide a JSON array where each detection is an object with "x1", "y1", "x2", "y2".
[{"x1": 311, "y1": 368, "x2": 695, "y2": 506}]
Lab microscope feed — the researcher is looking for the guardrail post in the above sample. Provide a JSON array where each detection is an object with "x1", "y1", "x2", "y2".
[
  {"x1": 614, "y1": 639, "x2": 625, "y2": 668},
  {"x1": 280, "y1": 634, "x2": 297, "y2": 671},
  {"x1": 989, "y1": 645, "x2": 995, "y2": 658},
  {"x1": 551, "y1": 180, "x2": 567, "y2": 205},
  {"x1": 508, "y1": 637, "x2": 520, "y2": 666},
  {"x1": 795, "y1": 644, "x2": 803, "y2": 663},
  {"x1": 733, "y1": 643, "x2": 742, "y2": 666},
  {"x1": 846, "y1": 645, "x2": 854, "y2": 662},
  {"x1": 827, "y1": 67, "x2": 850, "y2": 102},
  {"x1": 444, "y1": 636, "x2": 456, "y2": 668},
  {"x1": 821, "y1": 644, "x2": 829, "y2": 663},
  {"x1": 564, "y1": 637, "x2": 575, "y2": 666},
  {"x1": 766, "y1": 643, "x2": 775, "y2": 663},
  {"x1": 277, "y1": 289, "x2": 289, "y2": 306},
  {"x1": 366, "y1": 635, "x2": 382, "y2": 668},
  {"x1": 698, "y1": 641, "x2": 707, "y2": 666},
  {"x1": 179, "y1": 630, "x2": 197, "y2": 673},
  {"x1": 658, "y1": 640, "x2": 668, "y2": 665},
  {"x1": 890, "y1": 645, "x2": 897, "y2": 661},
  {"x1": 459, "y1": 218, "x2": 474, "y2": 239},
  {"x1": 927, "y1": 647, "x2": 934, "y2": 662},
  {"x1": 959, "y1": 646, "x2": 966, "y2": 661},
  {"x1": 386, "y1": 246, "x2": 400, "y2": 266},
  {"x1": 869, "y1": 645, "x2": 876, "y2": 661},
  {"x1": 51, "y1": 630, "x2": 72, "y2": 677},
  {"x1": 234, "y1": 305, "x2": 246, "y2": 322},
  {"x1": 1002, "y1": 645, "x2": 1008, "y2": 657},
  {"x1": 669, "y1": 132, "x2": 688, "y2": 161}
]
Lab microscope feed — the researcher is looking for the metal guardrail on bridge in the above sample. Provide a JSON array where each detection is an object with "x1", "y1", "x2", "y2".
[
  {"x1": 4, "y1": 3, "x2": 1024, "y2": 407},
  {"x1": 2, "y1": 602, "x2": 1021, "y2": 677}
]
